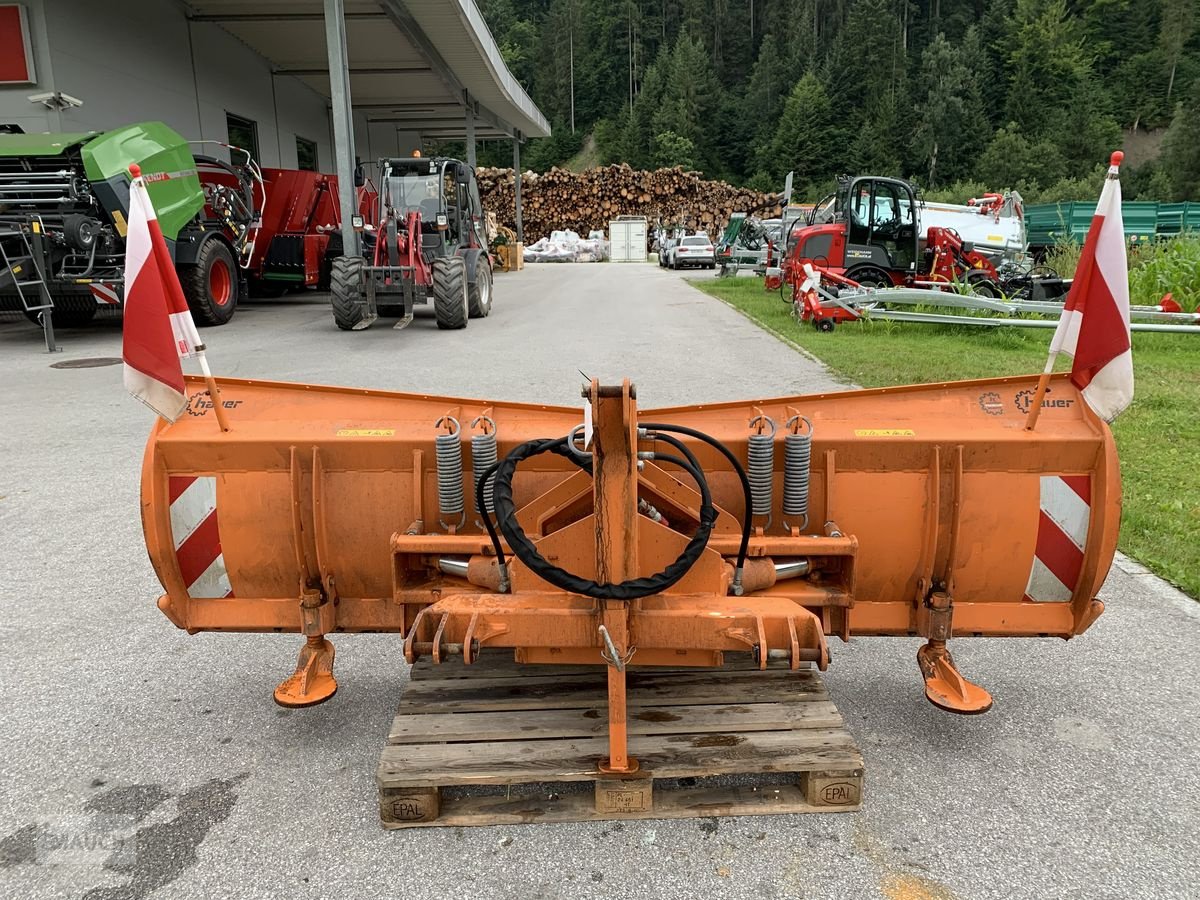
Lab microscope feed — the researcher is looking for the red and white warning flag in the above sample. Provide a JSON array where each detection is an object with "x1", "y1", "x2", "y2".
[
  {"x1": 1043, "y1": 152, "x2": 1134, "y2": 422},
  {"x1": 121, "y1": 164, "x2": 203, "y2": 422}
]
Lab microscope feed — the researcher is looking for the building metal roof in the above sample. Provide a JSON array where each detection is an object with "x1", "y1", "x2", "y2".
[{"x1": 185, "y1": 0, "x2": 550, "y2": 141}]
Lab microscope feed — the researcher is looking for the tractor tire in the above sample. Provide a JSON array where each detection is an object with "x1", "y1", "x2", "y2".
[
  {"x1": 329, "y1": 256, "x2": 367, "y2": 331},
  {"x1": 844, "y1": 265, "x2": 892, "y2": 290},
  {"x1": 180, "y1": 240, "x2": 238, "y2": 326},
  {"x1": 432, "y1": 256, "x2": 468, "y2": 330},
  {"x1": 966, "y1": 274, "x2": 1003, "y2": 298},
  {"x1": 22, "y1": 294, "x2": 96, "y2": 329},
  {"x1": 467, "y1": 259, "x2": 493, "y2": 319}
]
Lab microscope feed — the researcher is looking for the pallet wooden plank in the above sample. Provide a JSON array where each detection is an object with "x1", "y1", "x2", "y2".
[
  {"x1": 410, "y1": 658, "x2": 606, "y2": 681},
  {"x1": 387, "y1": 700, "x2": 844, "y2": 744},
  {"x1": 380, "y1": 782, "x2": 859, "y2": 828},
  {"x1": 397, "y1": 670, "x2": 827, "y2": 713},
  {"x1": 378, "y1": 729, "x2": 862, "y2": 788}
]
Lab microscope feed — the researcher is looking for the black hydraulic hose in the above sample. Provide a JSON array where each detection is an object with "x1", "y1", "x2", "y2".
[
  {"x1": 647, "y1": 431, "x2": 702, "y2": 473},
  {"x1": 491, "y1": 436, "x2": 716, "y2": 600},
  {"x1": 640, "y1": 422, "x2": 753, "y2": 592},
  {"x1": 475, "y1": 457, "x2": 507, "y2": 575},
  {"x1": 475, "y1": 441, "x2": 593, "y2": 589}
]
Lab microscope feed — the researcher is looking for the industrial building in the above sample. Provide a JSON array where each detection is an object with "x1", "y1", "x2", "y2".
[{"x1": 0, "y1": 0, "x2": 549, "y2": 180}]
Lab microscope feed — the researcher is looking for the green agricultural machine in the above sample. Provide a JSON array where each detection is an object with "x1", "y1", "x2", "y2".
[
  {"x1": 715, "y1": 212, "x2": 781, "y2": 275},
  {"x1": 0, "y1": 121, "x2": 257, "y2": 346},
  {"x1": 1024, "y1": 199, "x2": 1200, "y2": 254}
]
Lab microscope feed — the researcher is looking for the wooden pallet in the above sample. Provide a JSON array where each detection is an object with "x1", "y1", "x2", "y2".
[{"x1": 377, "y1": 654, "x2": 863, "y2": 828}]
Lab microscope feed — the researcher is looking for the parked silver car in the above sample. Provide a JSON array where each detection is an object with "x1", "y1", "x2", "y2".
[{"x1": 668, "y1": 234, "x2": 715, "y2": 270}]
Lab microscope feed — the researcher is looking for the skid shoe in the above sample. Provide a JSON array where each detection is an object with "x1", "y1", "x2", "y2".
[
  {"x1": 918, "y1": 642, "x2": 993, "y2": 714},
  {"x1": 917, "y1": 590, "x2": 992, "y2": 715},
  {"x1": 274, "y1": 635, "x2": 338, "y2": 707}
]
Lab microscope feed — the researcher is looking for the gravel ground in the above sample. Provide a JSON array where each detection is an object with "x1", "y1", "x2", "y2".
[{"x1": 0, "y1": 263, "x2": 1196, "y2": 900}]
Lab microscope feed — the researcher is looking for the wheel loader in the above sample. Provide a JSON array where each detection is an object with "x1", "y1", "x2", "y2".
[{"x1": 328, "y1": 155, "x2": 493, "y2": 331}]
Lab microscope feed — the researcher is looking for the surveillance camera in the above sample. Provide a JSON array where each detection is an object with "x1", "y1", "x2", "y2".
[{"x1": 28, "y1": 91, "x2": 84, "y2": 110}]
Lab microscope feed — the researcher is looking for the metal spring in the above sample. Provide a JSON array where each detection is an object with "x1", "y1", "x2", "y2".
[
  {"x1": 783, "y1": 415, "x2": 813, "y2": 531},
  {"x1": 747, "y1": 415, "x2": 777, "y2": 527},
  {"x1": 471, "y1": 415, "x2": 498, "y2": 515},
  {"x1": 434, "y1": 416, "x2": 466, "y2": 530}
]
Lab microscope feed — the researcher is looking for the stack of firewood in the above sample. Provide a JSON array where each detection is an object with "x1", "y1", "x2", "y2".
[{"x1": 475, "y1": 164, "x2": 780, "y2": 241}]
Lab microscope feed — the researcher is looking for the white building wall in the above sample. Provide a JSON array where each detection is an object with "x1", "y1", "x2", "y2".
[{"x1": 0, "y1": 0, "x2": 334, "y2": 172}]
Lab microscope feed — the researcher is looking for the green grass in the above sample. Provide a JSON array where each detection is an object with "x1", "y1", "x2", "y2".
[
  {"x1": 1044, "y1": 235, "x2": 1200, "y2": 311},
  {"x1": 694, "y1": 276, "x2": 1200, "y2": 599}
]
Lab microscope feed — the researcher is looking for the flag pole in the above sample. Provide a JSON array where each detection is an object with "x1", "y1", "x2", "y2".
[
  {"x1": 1023, "y1": 357, "x2": 1057, "y2": 431},
  {"x1": 1025, "y1": 150, "x2": 1126, "y2": 432},
  {"x1": 195, "y1": 344, "x2": 231, "y2": 433}
]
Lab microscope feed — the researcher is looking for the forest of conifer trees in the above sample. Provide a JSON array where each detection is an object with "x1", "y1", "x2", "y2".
[{"x1": 469, "y1": 0, "x2": 1200, "y2": 202}]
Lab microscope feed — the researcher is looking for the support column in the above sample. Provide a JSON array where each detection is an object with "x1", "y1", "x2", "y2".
[
  {"x1": 512, "y1": 134, "x2": 523, "y2": 244},
  {"x1": 464, "y1": 96, "x2": 476, "y2": 170},
  {"x1": 323, "y1": 0, "x2": 358, "y2": 258},
  {"x1": 592, "y1": 379, "x2": 639, "y2": 775}
]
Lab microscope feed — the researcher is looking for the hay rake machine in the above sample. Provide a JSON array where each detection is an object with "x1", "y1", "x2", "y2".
[
  {"x1": 788, "y1": 261, "x2": 1200, "y2": 334},
  {"x1": 142, "y1": 372, "x2": 1120, "y2": 771}
]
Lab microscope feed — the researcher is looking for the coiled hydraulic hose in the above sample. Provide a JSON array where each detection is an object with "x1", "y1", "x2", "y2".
[
  {"x1": 475, "y1": 441, "x2": 592, "y2": 593},
  {"x1": 639, "y1": 422, "x2": 754, "y2": 594},
  {"x1": 491, "y1": 435, "x2": 716, "y2": 601},
  {"x1": 476, "y1": 424, "x2": 754, "y2": 597}
]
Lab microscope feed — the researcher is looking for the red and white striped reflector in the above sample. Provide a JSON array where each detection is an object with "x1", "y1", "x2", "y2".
[
  {"x1": 1024, "y1": 475, "x2": 1091, "y2": 603},
  {"x1": 89, "y1": 283, "x2": 122, "y2": 305},
  {"x1": 168, "y1": 476, "x2": 232, "y2": 598}
]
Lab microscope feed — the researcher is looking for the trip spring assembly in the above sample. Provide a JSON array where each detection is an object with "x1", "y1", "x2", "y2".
[
  {"x1": 434, "y1": 415, "x2": 466, "y2": 530},
  {"x1": 747, "y1": 414, "x2": 777, "y2": 529},
  {"x1": 471, "y1": 415, "x2": 499, "y2": 518},
  {"x1": 782, "y1": 415, "x2": 813, "y2": 531}
]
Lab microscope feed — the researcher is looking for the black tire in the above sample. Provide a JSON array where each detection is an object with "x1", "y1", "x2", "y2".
[
  {"x1": 22, "y1": 294, "x2": 96, "y2": 328},
  {"x1": 432, "y1": 256, "x2": 468, "y2": 330},
  {"x1": 467, "y1": 259, "x2": 493, "y2": 318},
  {"x1": 844, "y1": 265, "x2": 892, "y2": 289},
  {"x1": 966, "y1": 274, "x2": 1002, "y2": 298},
  {"x1": 180, "y1": 239, "x2": 238, "y2": 326},
  {"x1": 329, "y1": 256, "x2": 366, "y2": 331},
  {"x1": 815, "y1": 318, "x2": 836, "y2": 332}
]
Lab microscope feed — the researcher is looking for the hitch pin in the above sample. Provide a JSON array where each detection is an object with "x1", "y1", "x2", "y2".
[{"x1": 598, "y1": 624, "x2": 624, "y2": 672}]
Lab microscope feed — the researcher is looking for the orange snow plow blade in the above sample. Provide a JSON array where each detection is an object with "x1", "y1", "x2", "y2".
[{"x1": 142, "y1": 373, "x2": 1118, "y2": 761}]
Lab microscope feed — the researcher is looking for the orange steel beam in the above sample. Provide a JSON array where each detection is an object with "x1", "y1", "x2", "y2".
[{"x1": 593, "y1": 380, "x2": 639, "y2": 774}]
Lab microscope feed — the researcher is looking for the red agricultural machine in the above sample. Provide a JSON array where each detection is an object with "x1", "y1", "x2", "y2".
[
  {"x1": 196, "y1": 162, "x2": 378, "y2": 297},
  {"x1": 325, "y1": 155, "x2": 492, "y2": 332},
  {"x1": 781, "y1": 175, "x2": 1004, "y2": 295}
]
